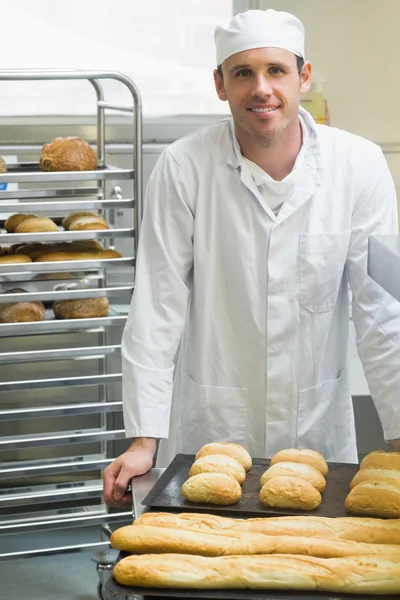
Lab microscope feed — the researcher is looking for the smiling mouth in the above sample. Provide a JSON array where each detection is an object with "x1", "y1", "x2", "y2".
[{"x1": 248, "y1": 106, "x2": 279, "y2": 113}]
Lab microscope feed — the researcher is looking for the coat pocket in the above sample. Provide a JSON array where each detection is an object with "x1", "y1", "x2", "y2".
[
  {"x1": 178, "y1": 375, "x2": 248, "y2": 453},
  {"x1": 299, "y1": 232, "x2": 351, "y2": 313},
  {"x1": 297, "y1": 368, "x2": 356, "y2": 462}
]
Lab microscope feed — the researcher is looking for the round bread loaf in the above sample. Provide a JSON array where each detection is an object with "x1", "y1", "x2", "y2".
[
  {"x1": 189, "y1": 454, "x2": 246, "y2": 484},
  {"x1": 53, "y1": 297, "x2": 109, "y2": 319},
  {"x1": 260, "y1": 475, "x2": 322, "y2": 510},
  {"x1": 62, "y1": 211, "x2": 98, "y2": 230},
  {"x1": 0, "y1": 156, "x2": 7, "y2": 173},
  {"x1": 350, "y1": 468, "x2": 400, "y2": 490},
  {"x1": 5, "y1": 213, "x2": 38, "y2": 233},
  {"x1": 360, "y1": 451, "x2": 400, "y2": 471},
  {"x1": 260, "y1": 462, "x2": 326, "y2": 493},
  {"x1": 270, "y1": 449, "x2": 328, "y2": 476},
  {"x1": 67, "y1": 215, "x2": 109, "y2": 231},
  {"x1": 0, "y1": 288, "x2": 45, "y2": 323},
  {"x1": 15, "y1": 217, "x2": 58, "y2": 234},
  {"x1": 195, "y1": 443, "x2": 252, "y2": 472},
  {"x1": 40, "y1": 137, "x2": 97, "y2": 172},
  {"x1": 345, "y1": 480, "x2": 400, "y2": 518},
  {"x1": 181, "y1": 472, "x2": 242, "y2": 505},
  {"x1": 0, "y1": 254, "x2": 32, "y2": 264}
]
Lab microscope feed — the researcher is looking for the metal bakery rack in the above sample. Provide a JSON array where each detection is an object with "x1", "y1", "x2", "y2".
[{"x1": 0, "y1": 70, "x2": 142, "y2": 565}]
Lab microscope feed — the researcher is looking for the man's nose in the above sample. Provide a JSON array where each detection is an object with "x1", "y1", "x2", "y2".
[{"x1": 251, "y1": 75, "x2": 273, "y2": 98}]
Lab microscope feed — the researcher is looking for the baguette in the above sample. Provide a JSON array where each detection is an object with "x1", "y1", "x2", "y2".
[
  {"x1": 195, "y1": 442, "x2": 252, "y2": 471},
  {"x1": 270, "y1": 448, "x2": 328, "y2": 476},
  {"x1": 34, "y1": 250, "x2": 122, "y2": 262},
  {"x1": 114, "y1": 553, "x2": 400, "y2": 594},
  {"x1": 134, "y1": 511, "x2": 400, "y2": 545},
  {"x1": 110, "y1": 524, "x2": 400, "y2": 560}
]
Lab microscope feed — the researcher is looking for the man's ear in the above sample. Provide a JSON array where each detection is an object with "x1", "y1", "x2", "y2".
[
  {"x1": 214, "y1": 69, "x2": 227, "y2": 101},
  {"x1": 300, "y1": 61, "x2": 312, "y2": 95}
]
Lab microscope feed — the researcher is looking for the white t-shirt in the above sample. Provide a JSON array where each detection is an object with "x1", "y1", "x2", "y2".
[{"x1": 242, "y1": 119, "x2": 308, "y2": 215}]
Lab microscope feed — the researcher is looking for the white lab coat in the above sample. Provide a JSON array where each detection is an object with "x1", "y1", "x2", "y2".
[{"x1": 122, "y1": 107, "x2": 400, "y2": 466}]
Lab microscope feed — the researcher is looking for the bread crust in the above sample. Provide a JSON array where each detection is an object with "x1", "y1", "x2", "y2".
[
  {"x1": 260, "y1": 476, "x2": 322, "y2": 510},
  {"x1": 345, "y1": 480, "x2": 400, "y2": 518},
  {"x1": 260, "y1": 462, "x2": 326, "y2": 492},
  {"x1": 0, "y1": 156, "x2": 7, "y2": 173},
  {"x1": 113, "y1": 553, "x2": 400, "y2": 593},
  {"x1": 53, "y1": 297, "x2": 109, "y2": 319},
  {"x1": 40, "y1": 137, "x2": 97, "y2": 172},
  {"x1": 189, "y1": 455, "x2": 246, "y2": 484},
  {"x1": 35, "y1": 249, "x2": 121, "y2": 262},
  {"x1": 67, "y1": 215, "x2": 109, "y2": 231},
  {"x1": 350, "y1": 468, "x2": 400, "y2": 490},
  {"x1": 0, "y1": 254, "x2": 32, "y2": 264},
  {"x1": 182, "y1": 472, "x2": 242, "y2": 505},
  {"x1": 15, "y1": 217, "x2": 58, "y2": 233},
  {"x1": 0, "y1": 288, "x2": 45, "y2": 323},
  {"x1": 62, "y1": 211, "x2": 98, "y2": 230},
  {"x1": 195, "y1": 442, "x2": 252, "y2": 471},
  {"x1": 360, "y1": 450, "x2": 400, "y2": 471},
  {"x1": 5, "y1": 213, "x2": 37, "y2": 233},
  {"x1": 270, "y1": 448, "x2": 328, "y2": 476}
]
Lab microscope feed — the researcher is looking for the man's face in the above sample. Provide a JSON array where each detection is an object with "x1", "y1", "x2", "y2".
[{"x1": 214, "y1": 47, "x2": 312, "y2": 145}]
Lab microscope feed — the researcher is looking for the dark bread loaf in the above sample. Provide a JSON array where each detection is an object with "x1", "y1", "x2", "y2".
[{"x1": 40, "y1": 137, "x2": 97, "y2": 172}]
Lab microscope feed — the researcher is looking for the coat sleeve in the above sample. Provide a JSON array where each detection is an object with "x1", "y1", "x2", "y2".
[
  {"x1": 121, "y1": 149, "x2": 194, "y2": 439},
  {"x1": 346, "y1": 145, "x2": 400, "y2": 441}
]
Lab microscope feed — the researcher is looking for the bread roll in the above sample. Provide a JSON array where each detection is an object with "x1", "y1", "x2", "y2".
[
  {"x1": 15, "y1": 217, "x2": 58, "y2": 234},
  {"x1": 34, "y1": 249, "x2": 121, "y2": 262},
  {"x1": 270, "y1": 448, "x2": 328, "y2": 476},
  {"x1": 260, "y1": 462, "x2": 326, "y2": 493},
  {"x1": 67, "y1": 215, "x2": 109, "y2": 231},
  {"x1": 360, "y1": 450, "x2": 400, "y2": 471},
  {"x1": 53, "y1": 297, "x2": 109, "y2": 319},
  {"x1": 345, "y1": 480, "x2": 400, "y2": 518},
  {"x1": 195, "y1": 442, "x2": 252, "y2": 472},
  {"x1": 4, "y1": 213, "x2": 37, "y2": 233},
  {"x1": 350, "y1": 468, "x2": 400, "y2": 490},
  {"x1": 0, "y1": 156, "x2": 7, "y2": 173},
  {"x1": 181, "y1": 472, "x2": 242, "y2": 505},
  {"x1": 134, "y1": 511, "x2": 400, "y2": 545},
  {"x1": 260, "y1": 476, "x2": 322, "y2": 510},
  {"x1": 189, "y1": 454, "x2": 246, "y2": 484},
  {"x1": 62, "y1": 211, "x2": 98, "y2": 230},
  {"x1": 40, "y1": 137, "x2": 97, "y2": 172},
  {"x1": 114, "y1": 553, "x2": 400, "y2": 594},
  {"x1": 0, "y1": 254, "x2": 32, "y2": 264},
  {"x1": 0, "y1": 288, "x2": 45, "y2": 323},
  {"x1": 111, "y1": 524, "x2": 400, "y2": 560}
]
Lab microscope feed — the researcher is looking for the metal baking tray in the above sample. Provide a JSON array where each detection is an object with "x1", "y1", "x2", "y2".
[
  {"x1": 0, "y1": 162, "x2": 134, "y2": 183},
  {"x1": 0, "y1": 228, "x2": 134, "y2": 243},
  {"x1": 142, "y1": 454, "x2": 358, "y2": 518},
  {"x1": 104, "y1": 553, "x2": 400, "y2": 600},
  {"x1": 0, "y1": 257, "x2": 135, "y2": 273}
]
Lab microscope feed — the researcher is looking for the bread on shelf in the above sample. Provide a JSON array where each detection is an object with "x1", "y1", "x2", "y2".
[
  {"x1": 0, "y1": 156, "x2": 7, "y2": 173},
  {"x1": 39, "y1": 137, "x2": 97, "y2": 172},
  {"x1": 15, "y1": 217, "x2": 58, "y2": 234},
  {"x1": 0, "y1": 255, "x2": 32, "y2": 264},
  {"x1": 0, "y1": 288, "x2": 45, "y2": 323},
  {"x1": 4, "y1": 213, "x2": 37, "y2": 233}
]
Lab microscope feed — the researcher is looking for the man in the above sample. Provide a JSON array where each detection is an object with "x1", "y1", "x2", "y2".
[{"x1": 104, "y1": 9, "x2": 400, "y2": 507}]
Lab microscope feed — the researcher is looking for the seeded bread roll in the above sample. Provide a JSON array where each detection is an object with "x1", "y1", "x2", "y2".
[
  {"x1": 260, "y1": 476, "x2": 322, "y2": 510},
  {"x1": 114, "y1": 553, "x2": 400, "y2": 594},
  {"x1": 40, "y1": 137, "x2": 97, "y2": 172},
  {"x1": 15, "y1": 217, "x2": 58, "y2": 234},
  {"x1": 360, "y1": 450, "x2": 400, "y2": 471},
  {"x1": 270, "y1": 449, "x2": 328, "y2": 476},
  {"x1": 0, "y1": 288, "x2": 45, "y2": 323},
  {"x1": 4, "y1": 213, "x2": 37, "y2": 233},
  {"x1": 350, "y1": 468, "x2": 400, "y2": 490},
  {"x1": 53, "y1": 297, "x2": 109, "y2": 319},
  {"x1": 195, "y1": 442, "x2": 252, "y2": 472},
  {"x1": 0, "y1": 254, "x2": 32, "y2": 264},
  {"x1": 182, "y1": 472, "x2": 242, "y2": 505},
  {"x1": 134, "y1": 511, "x2": 400, "y2": 545},
  {"x1": 189, "y1": 455, "x2": 246, "y2": 484},
  {"x1": 345, "y1": 480, "x2": 400, "y2": 518},
  {"x1": 260, "y1": 462, "x2": 326, "y2": 492}
]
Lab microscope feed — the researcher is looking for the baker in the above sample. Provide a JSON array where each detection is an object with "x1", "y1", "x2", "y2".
[{"x1": 103, "y1": 8, "x2": 400, "y2": 507}]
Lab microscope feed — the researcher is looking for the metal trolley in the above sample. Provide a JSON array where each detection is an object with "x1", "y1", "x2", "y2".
[{"x1": 0, "y1": 70, "x2": 142, "y2": 598}]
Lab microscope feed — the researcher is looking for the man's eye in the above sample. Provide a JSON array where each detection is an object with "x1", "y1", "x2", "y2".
[
  {"x1": 270, "y1": 67, "x2": 284, "y2": 75},
  {"x1": 236, "y1": 70, "x2": 251, "y2": 78}
]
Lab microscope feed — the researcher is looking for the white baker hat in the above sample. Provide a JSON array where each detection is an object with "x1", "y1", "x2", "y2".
[{"x1": 215, "y1": 9, "x2": 305, "y2": 66}]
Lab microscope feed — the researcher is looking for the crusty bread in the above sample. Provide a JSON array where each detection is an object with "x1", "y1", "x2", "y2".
[
  {"x1": 0, "y1": 254, "x2": 32, "y2": 264},
  {"x1": 260, "y1": 462, "x2": 326, "y2": 492},
  {"x1": 360, "y1": 450, "x2": 400, "y2": 471},
  {"x1": 40, "y1": 137, "x2": 97, "y2": 172},
  {"x1": 270, "y1": 448, "x2": 328, "y2": 476},
  {"x1": 53, "y1": 297, "x2": 109, "y2": 319},
  {"x1": 134, "y1": 511, "x2": 400, "y2": 545},
  {"x1": 195, "y1": 442, "x2": 252, "y2": 472},
  {"x1": 0, "y1": 288, "x2": 45, "y2": 323},
  {"x1": 350, "y1": 468, "x2": 400, "y2": 490},
  {"x1": 67, "y1": 215, "x2": 109, "y2": 231},
  {"x1": 189, "y1": 454, "x2": 246, "y2": 484},
  {"x1": 15, "y1": 240, "x2": 106, "y2": 260},
  {"x1": 62, "y1": 211, "x2": 98, "y2": 230},
  {"x1": 0, "y1": 156, "x2": 7, "y2": 173},
  {"x1": 15, "y1": 217, "x2": 58, "y2": 234},
  {"x1": 260, "y1": 476, "x2": 322, "y2": 510},
  {"x1": 4, "y1": 213, "x2": 37, "y2": 233},
  {"x1": 181, "y1": 472, "x2": 242, "y2": 505},
  {"x1": 35, "y1": 249, "x2": 121, "y2": 262},
  {"x1": 110, "y1": 523, "x2": 400, "y2": 560},
  {"x1": 345, "y1": 480, "x2": 400, "y2": 518},
  {"x1": 114, "y1": 553, "x2": 400, "y2": 594}
]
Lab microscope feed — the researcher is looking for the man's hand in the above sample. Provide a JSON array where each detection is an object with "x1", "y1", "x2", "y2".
[
  {"x1": 390, "y1": 438, "x2": 400, "y2": 452},
  {"x1": 103, "y1": 437, "x2": 156, "y2": 507}
]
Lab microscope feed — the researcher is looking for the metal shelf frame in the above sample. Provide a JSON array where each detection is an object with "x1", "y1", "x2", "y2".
[{"x1": 0, "y1": 69, "x2": 142, "y2": 560}]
